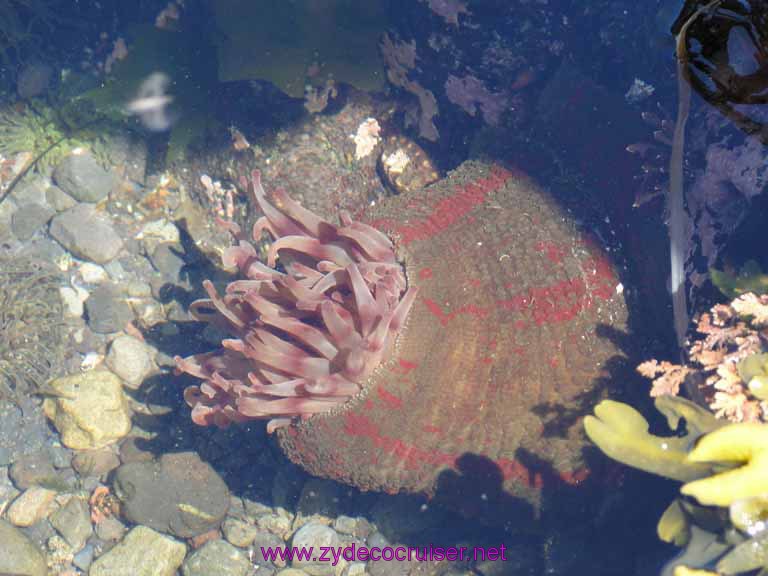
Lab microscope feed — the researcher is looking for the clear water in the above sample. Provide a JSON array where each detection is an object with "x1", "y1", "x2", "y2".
[{"x1": 0, "y1": 1, "x2": 765, "y2": 575}]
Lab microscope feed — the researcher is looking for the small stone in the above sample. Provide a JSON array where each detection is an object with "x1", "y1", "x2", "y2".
[
  {"x1": 125, "y1": 280, "x2": 152, "y2": 298},
  {"x1": 222, "y1": 517, "x2": 259, "y2": 548},
  {"x1": 114, "y1": 452, "x2": 230, "y2": 538},
  {"x1": 72, "y1": 448, "x2": 121, "y2": 477},
  {"x1": 52, "y1": 151, "x2": 118, "y2": 203},
  {"x1": 149, "y1": 242, "x2": 187, "y2": 280},
  {"x1": 182, "y1": 539, "x2": 251, "y2": 576},
  {"x1": 89, "y1": 525, "x2": 186, "y2": 576},
  {"x1": 291, "y1": 523, "x2": 342, "y2": 576},
  {"x1": 252, "y1": 529, "x2": 287, "y2": 567},
  {"x1": 106, "y1": 335, "x2": 153, "y2": 388},
  {"x1": 49, "y1": 204, "x2": 123, "y2": 264},
  {"x1": 11, "y1": 202, "x2": 54, "y2": 240},
  {"x1": 0, "y1": 519, "x2": 47, "y2": 576},
  {"x1": 73, "y1": 543, "x2": 95, "y2": 571},
  {"x1": 0, "y1": 467, "x2": 20, "y2": 512},
  {"x1": 95, "y1": 514, "x2": 126, "y2": 542},
  {"x1": 277, "y1": 570, "x2": 311, "y2": 576},
  {"x1": 9, "y1": 452, "x2": 57, "y2": 490},
  {"x1": 332, "y1": 516, "x2": 358, "y2": 536},
  {"x1": 136, "y1": 219, "x2": 181, "y2": 247},
  {"x1": 258, "y1": 511, "x2": 294, "y2": 540},
  {"x1": 42, "y1": 370, "x2": 132, "y2": 450},
  {"x1": 344, "y1": 563, "x2": 366, "y2": 576},
  {"x1": 46, "y1": 184, "x2": 77, "y2": 212},
  {"x1": 78, "y1": 262, "x2": 109, "y2": 284},
  {"x1": 59, "y1": 285, "x2": 89, "y2": 318},
  {"x1": 0, "y1": 400, "x2": 50, "y2": 468},
  {"x1": 7, "y1": 486, "x2": 57, "y2": 526},
  {"x1": 103, "y1": 259, "x2": 127, "y2": 280},
  {"x1": 50, "y1": 496, "x2": 92, "y2": 550},
  {"x1": 135, "y1": 300, "x2": 166, "y2": 327},
  {"x1": 84, "y1": 284, "x2": 133, "y2": 334},
  {"x1": 11, "y1": 176, "x2": 48, "y2": 206}
]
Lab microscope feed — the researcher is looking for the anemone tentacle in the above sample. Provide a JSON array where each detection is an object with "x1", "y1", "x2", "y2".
[{"x1": 175, "y1": 170, "x2": 416, "y2": 432}]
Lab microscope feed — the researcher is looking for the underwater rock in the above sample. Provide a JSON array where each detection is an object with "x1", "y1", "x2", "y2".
[
  {"x1": 0, "y1": 519, "x2": 47, "y2": 576},
  {"x1": 178, "y1": 160, "x2": 629, "y2": 520},
  {"x1": 7, "y1": 485, "x2": 56, "y2": 527},
  {"x1": 84, "y1": 285, "x2": 133, "y2": 334},
  {"x1": 49, "y1": 496, "x2": 92, "y2": 551},
  {"x1": 182, "y1": 539, "x2": 251, "y2": 576},
  {"x1": 89, "y1": 525, "x2": 186, "y2": 576},
  {"x1": 113, "y1": 452, "x2": 230, "y2": 538},
  {"x1": 105, "y1": 335, "x2": 154, "y2": 388},
  {"x1": 42, "y1": 370, "x2": 132, "y2": 450},
  {"x1": 49, "y1": 204, "x2": 124, "y2": 264},
  {"x1": 11, "y1": 202, "x2": 54, "y2": 241},
  {"x1": 52, "y1": 151, "x2": 118, "y2": 203}
]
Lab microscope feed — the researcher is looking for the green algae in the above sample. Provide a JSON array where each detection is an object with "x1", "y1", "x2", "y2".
[
  {"x1": 213, "y1": 0, "x2": 389, "y2": 98},
  {"x1": 78, "y1": 23, "x2": 220, "y2": 164},
  {"x1": 711, "y1": 261, "x2": 768, "y2": 299},
  {"x1": 0, "y1": 258, "x2": 64, "y2": 401},
  {"x1": 738, "y1": 353, "x2": 768, "y2": 401}
]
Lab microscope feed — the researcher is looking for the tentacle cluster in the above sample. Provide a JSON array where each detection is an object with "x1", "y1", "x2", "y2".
[{"x1": 175, "y1": 170, "x2": 417, "y2": 432}]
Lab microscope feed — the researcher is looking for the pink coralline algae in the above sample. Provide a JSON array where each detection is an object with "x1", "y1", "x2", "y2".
[
  {"x1": 175, "y1": 170, "x2": 418, "y2": 433},
  {"x1": 445, "y1": 74, "x2": 507, "y2": 126},
  {"x1": 421, "y1": 0, "x2": 469, "y2": 26}
]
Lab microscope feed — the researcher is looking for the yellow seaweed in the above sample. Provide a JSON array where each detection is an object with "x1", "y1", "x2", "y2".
[
  {"x1": 682, "y1": 423, "x2": 768, "y2": 507},
  {"x1": 584, "y1": 398, "x2": 717, "y2": 482}
]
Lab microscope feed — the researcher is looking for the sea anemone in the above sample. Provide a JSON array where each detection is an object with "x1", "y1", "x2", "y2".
[
  {"x1": 175, "y1": 170, "x2": 418, "y2": 433},
  {"x1": 178, "y1": 160, "x2": 629, "y2": 519}
]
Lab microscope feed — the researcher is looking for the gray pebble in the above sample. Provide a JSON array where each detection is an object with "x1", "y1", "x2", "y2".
[
  {"x1": 73, "y1": 543, "x2": 94, "y2": 571},
  {"x1": 10, "y1": 176, "x2": 48, "y2": 206},
  {"x1": 9, "y1": 453, "x2": 57, "y2": 490},
  {"x1": 182, "y1": 539, "x2": 252, "y2": 576},
  {"x1": 0, "y1": 519, "x2": 47, "y2": 576},
  {"x1": 149, "y1": 242, "x2": 187, "y2": 280},
  {"x1": 113, "y1": 451, "x2": 230, "y2": 538},
  {"x1": 84, "y1": 285, "x2": 133, "y2": 334},
  {"x1": 291, "y1": 523, "x2": 341, "y2": 576},
  {"x1": 11, "y1": 203, "x2": 54, "y2": 240},
  {"x1": 45, "y1": 184, "x2": 77, "y2": 212},
  {"x1": 50, "y1": 497, "x2": 92, "y2": 550},
  {"x1": 49, "y1": 204, "x2": 123, "y2": 264},
  {"x1": 105, "y1": 335, "x2": 153, "y2": 388},
  {"x1": 53, "y1": 151, "x2": 118, "y2": 203}
]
